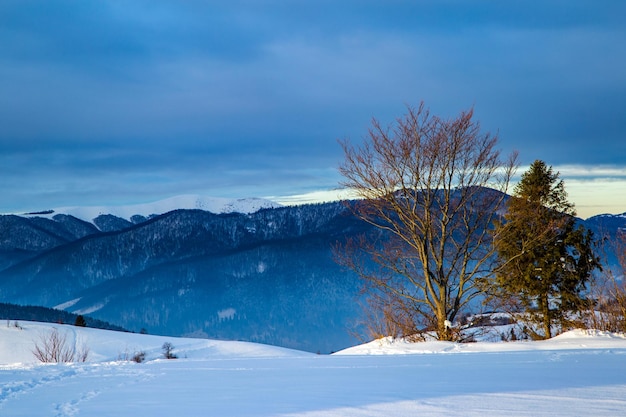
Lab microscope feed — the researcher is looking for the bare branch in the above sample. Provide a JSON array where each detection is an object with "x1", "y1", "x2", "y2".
[
  {"x1": 32, "y1": 328, "x2": 89, "y2": 363},
  {"x1": 337, "y1": 102, "x2": 518, "y2": 340}
]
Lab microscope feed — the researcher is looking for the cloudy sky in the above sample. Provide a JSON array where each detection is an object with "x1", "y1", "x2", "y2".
[{"x1": 1, "y1": 1, "x2": 624, "y2": 218}]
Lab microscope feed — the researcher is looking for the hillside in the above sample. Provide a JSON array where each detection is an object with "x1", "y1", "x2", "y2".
[
  {"x1": 0, "y1": 302, "x2": 127, "y2": 332},
  {"x1": 0, "y1": 201, "x2": 368, "y2": 353},
  {"x1": 1, "y1": 322, "x2": 625, "y2": 416}
]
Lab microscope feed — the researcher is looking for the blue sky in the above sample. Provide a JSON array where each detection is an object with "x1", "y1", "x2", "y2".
[{"x1": 1, "y1": 1, "x2": 625, "y2": 218}]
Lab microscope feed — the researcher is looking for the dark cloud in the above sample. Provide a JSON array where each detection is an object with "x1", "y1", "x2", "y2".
[{"x1": 0, "y1": 1, "x2": 624, "y2": 215}]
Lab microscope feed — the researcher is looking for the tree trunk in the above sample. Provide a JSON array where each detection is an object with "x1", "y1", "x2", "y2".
[
  {"x1": 539, "y1": 294, "x2": 552, "y2": 339},
  {"x1": 437, "y1": 305, "x2": 451, "y2": 341}
]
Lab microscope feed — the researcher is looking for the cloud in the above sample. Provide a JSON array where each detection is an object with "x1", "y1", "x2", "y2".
[
  {"x1": 0, "y1": 1, "x2": 624, "y2": 215},
  {"x1": 566, "y1": 178, "x2": 626, "y2": 218},
  {"x1": 508, "y1": 164, "x2": 626, "y2": 218},
  {"x1": 556, "y1": 165, "x2": 626, "y2": 179}
]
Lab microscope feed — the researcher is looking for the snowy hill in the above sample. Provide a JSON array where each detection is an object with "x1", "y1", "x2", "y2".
[
  {"x1": 1, "y1": 322, "x2": 626, "y2": 416},
  {"x1": 335, "y1": 329, "x2": 626, "y2": 355},
  {"x1": 20, "y1": 195, "x2": 281, "y2": 223},
  {"x1": 0, "y1": 321, "x2": 306, "y2": 365}
]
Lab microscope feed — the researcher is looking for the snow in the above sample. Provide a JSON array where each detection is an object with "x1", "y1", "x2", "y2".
[
  {"x1": 335, "y1": 329, "x2": 626, "y2": 355},
  {"x1": 217, "y1": 307, "x2": 236, "y2": 321},
  {"x1": 17, "y1": 195, "x2": 281, "y2": 223},
  {"x1": 1, "y1": 322, "x2": 626, "y2": 416},
  {"x1": 53, "y1": 298, "x2": 81, "y2": 311}
]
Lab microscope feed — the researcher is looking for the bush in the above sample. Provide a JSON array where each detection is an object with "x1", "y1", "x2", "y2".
[
  {"x1": 132, "y1": 351, "x2": 147, "y2": 363},
  {"x1": 162, "y1": 342, "x2": 177, "y2": 359},
  {"x1": 118, "y1": 349, "x2": 147, "y2": 363},
  {"x1": 32, "y1": 328, "x2": 90, "y2": 363}
]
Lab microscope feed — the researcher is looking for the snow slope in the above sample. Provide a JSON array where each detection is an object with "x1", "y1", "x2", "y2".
[
  {"x1": 335, "y1": 329, "x2": 626, "y2": 355},
  {"x1": 19, "y1": 195, "x2": 281, "y2": 223},
  {"x1": 1, "y1": 322, "x2": 626, "y2": 416}
]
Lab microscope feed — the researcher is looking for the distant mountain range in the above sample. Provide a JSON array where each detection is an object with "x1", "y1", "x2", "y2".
[
  {"x1": 0, "y1": 196, "x2": 369, "y2": 353},
  {"x1": 0, "y1": 195, "x2": 623, "y2": 353},
  {"x1": 19, "y1": 195, "x2": 282, "y2": 223}
]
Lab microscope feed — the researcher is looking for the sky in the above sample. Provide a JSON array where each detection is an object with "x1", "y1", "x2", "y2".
[{"x1": 0, "y1": 1, "x2": 625, "y2": 219}]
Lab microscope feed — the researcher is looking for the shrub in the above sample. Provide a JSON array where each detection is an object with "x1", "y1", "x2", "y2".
[
  {"x1": 32, "y1": 328, "x2": 89, "y2": 363},
  {"x1": 118, "y1": 349, "x2": 146, "y2": 363},
  {"x1": 133, "y1": 351, "x2": 146, "y2": 363},
  {"x1": 162, "y1": 342, "x2": 177, "y2": 359}
]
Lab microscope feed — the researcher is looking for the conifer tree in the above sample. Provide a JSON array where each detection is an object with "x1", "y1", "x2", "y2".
[
  {"x1": 493, "y1": 160, "x2": 600, "y2": 339},
  {"x1": 74, "y1": 314, "x2": 87, "y2": 327}
]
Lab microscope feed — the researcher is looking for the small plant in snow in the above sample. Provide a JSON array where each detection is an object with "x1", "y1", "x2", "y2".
[
  {"x1": 162, "y1": 342, "x2": 177, "y2": 359},
  {"x1": 118, "y1": 348, "x2": 147, "y2": 363},
  {"x1": 132, "y1": 351, "x2": 147, "y2": 363},
  {"x1": 32, "y1": 328, "x2": 89, "y2": 363}
]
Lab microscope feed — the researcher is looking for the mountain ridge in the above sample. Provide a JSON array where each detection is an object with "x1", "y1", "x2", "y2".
[
  {"x1": 0, "y1": 201, "x2": 366, "y2": 353},
  {"x1": 15, "y1": 195, "x2": 282, "y2": 225}
]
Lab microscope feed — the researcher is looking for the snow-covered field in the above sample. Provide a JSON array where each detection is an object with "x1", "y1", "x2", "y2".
[{"x1": 1, "y1": 322, "x2": 626, "y2": 416}]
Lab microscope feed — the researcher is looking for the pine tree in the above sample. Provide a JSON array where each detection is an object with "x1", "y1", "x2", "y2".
[
  {"x1": 74, "y1": 314, "x2": 87, "y2": 327},
  {"x1": 493, "y1": 160, "x2": 600, "y2": 339}
]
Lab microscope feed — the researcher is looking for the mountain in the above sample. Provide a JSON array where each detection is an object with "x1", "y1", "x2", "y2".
[
  {"x1": 0, "y1": 199, "x2": 368, "y2": 353},
  {"x1": 585, "y1": 212, "x2": 626, "y2": 234},
  {"x1": 19, "y1": 195, "x2": 282, "y2": 225},
  {"x1": 0, "y1": 195, "x2": 623, "y2": 353},
  {"x1": 0, "y1": 214, "x2": 99, "y2": 270},
  {"x1": 0, "y1": 195, "x2": 283, "y2": 267},
  {"x1": 583, "y1": 212, "x2": 626, "y2": 271}
]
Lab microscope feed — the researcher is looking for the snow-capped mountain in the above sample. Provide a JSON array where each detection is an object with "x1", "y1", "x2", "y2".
[{"x1": 20, "y1": 195, "x2": 281, "y2": 225}]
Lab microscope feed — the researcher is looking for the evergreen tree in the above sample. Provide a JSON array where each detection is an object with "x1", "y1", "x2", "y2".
[
  {"x1": 74, "y1": 314, "x2": 87, "y2": 327},
  {"x1": 493, "y1": 160, "x2": 600, "y2": 339}
]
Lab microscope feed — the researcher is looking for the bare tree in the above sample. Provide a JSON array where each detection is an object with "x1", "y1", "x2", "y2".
[
  {"x1": 162, "y1": 342, "x2": 177, "y2": 359},
  {"x1": 586, "y1": 229, "x2": 626, "y2": 332},
  {"x1": 338, "y1": 103, "x2": 517, "y2": 341}
]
